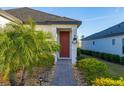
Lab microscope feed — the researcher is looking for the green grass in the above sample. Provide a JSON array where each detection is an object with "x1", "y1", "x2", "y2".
[{"x1": 100, "y1": 60, "x2": 124, "y2": 77}]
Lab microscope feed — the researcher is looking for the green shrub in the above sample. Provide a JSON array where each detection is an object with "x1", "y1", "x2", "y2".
[
  {"x1": 98, "y1": 53, "x2": 105, "y2": 59},
  {"x1": 95, "y1": 52, "x2": 100, "y2": 57},
  {"x1": 92, "y1": 78, "x2": 124, "y2": 86},
  {"x1": 80, "y1": 49, "x2": 92, "y2": 55},
  {"x1": 95, "y1": 52, "x2": 101, "y2": 57},
  {"x1": 85, "y1": 50, "x2": 92, "y2": 55},
  {"x1": 77, "y1": 48, "x2": 86, "y2": 60},
  {"x1": 103, "y1": 53, "x2": 112, "y2": 61},
  {"x1": 103, "y1": 53, "x2": 108, "y2": 60},
  {"x1": 111, "y1": 55, "x2": 120, "y2": 63},
  {"x1": 80, "y1": 49, "x2": 84, "y2": 54},
  {"x1": 79, "y1": 49, "x2": 121, "y2": 65},
  {"x1": 77, "y1": 56, "x2": 84, "y2": 60},
  {"x1": 80, "y1": 49, "x2": 86, "y2": 54},
  {"x1": 77, "y1": 58, "x2": 110, "y2": 84},
  {"x1": 91, "y1": 51, "x2": 98, "y2": 57},
  {"x1": 103, "y1": 53, "x2": 120, "y2": 63},
  {"x1": 34, "y1": 54, "x2": 54, "y2": 67},
  {"x1": 77, "y1": 48, "x2": 81, "y2": 57},
  {"x1": 120, "y1": 57, "x2": 124, "y2": 65}
]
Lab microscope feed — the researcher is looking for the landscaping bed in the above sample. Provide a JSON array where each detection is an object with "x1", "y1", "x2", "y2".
[
  {"x1": 0, "y1": 21, "x2": 59, "y2": 86},
  {"x1": 0, "y1": 75, "x2": 10, "y2": 85},
  {"x1": 25, "y1": 66, "x2": 55, "y2": 86},
  {"x1": 0, "y1": 66, "x2": 55, "y2": 86},
  {"x1": 79, "y1": 53, "x2": 124, "y2": 77},
  {"x1": 72, "y1": 65, "x2": 88, "y2": 86},
  {"x1": 77, "y1": 49, "x2": 124, "y2": 86},
  {"x1": 76, "y1": 57, "x2": 124, "y2": 86},
  {"x1": 76, "y1": 58, "x2": 110, "y2": 85}
]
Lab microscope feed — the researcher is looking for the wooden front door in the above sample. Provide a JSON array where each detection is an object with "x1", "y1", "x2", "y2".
[{"x1": 60, "y1": 31, "x2": 70, "y2": 57}]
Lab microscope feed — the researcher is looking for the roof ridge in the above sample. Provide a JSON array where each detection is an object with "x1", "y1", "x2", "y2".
[
  {"x1": 83, "y1": 22, "x2": 124, "y2": 40},
  {"x1": 5, "y1": 7, "x2": 27, "y2": 11},
  {"x1": 4, "y1": 7, "x2": 81, "y2": 26}
]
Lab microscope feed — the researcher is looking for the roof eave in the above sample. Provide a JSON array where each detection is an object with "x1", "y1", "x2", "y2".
[{"x1": 23, "y1": 20, "x2": 82, "y2": 27}]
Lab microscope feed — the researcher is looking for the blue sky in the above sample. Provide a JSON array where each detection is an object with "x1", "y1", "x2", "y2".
[{"x1": 2, "y1": 7, "x2": 124, "y2": 39}]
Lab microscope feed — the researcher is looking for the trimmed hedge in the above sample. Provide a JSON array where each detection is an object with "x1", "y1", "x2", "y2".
[
  {"x1": 76, "y1": 58, "x2": 110, "y2": 84},
  {"x1": 120, "y1": 57, "x2": 124, "y2": 65},
  {"x1": 80, "y1": 49, "x2": 121, "y2": 64},
  {"x1": 111, "y1": 55, "x2": 120, "y2": 63},
  {"x1": 92, "y1": 78, "x2": 124, "y2": 86},
  {"x1": 77, "y1": 48, "x2": 84, "y2": 60},
  {"x1": 77, "y1": 48, "x2": 81, "y2": 57},
  {"x1": 103, "y1": 53, "x2": 112, "y2": 61}
]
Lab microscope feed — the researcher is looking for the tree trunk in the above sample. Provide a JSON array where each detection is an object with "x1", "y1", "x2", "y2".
[
  {"x1": 9, "y1": 72, "x2": 17, "y2": 86},
  {"x1": 19, "y1": 69, "x2": 26, "y2": 86}
]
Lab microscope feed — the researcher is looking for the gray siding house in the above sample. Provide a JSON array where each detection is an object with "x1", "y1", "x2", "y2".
[{"x1": 82, "y1": 22, "x2": 124, "y2": 56}]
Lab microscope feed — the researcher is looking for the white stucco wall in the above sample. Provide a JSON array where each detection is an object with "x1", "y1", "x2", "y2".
[
  {"x1": 82, "y1": 35, "x2": 124, "y2": 56},
  {"x1": 53, "y1": 25, "x2": 77, "y2": 64},
  {"x1": 36, "y1": 24, "x2": 78, "y2": 64}
]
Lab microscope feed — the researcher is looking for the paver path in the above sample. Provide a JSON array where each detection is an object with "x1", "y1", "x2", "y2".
[{"x1": 51, "y1": 59, "x2": 77, "y2": 86}]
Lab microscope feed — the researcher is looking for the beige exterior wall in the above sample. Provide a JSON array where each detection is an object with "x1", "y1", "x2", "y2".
[
  {"x1": 35, "y1": 25, "x2": 52, "y2": 32},
  {"x1": 35, "y1": 24, "x2": 78, "y2": 64}
]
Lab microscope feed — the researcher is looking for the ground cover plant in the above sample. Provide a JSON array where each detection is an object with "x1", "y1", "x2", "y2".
[{"x1": 76, "y1": 58, "x2": 110, "y2": 84}]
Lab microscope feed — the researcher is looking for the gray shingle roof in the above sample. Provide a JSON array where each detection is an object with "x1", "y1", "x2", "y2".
[
  {"x1": 83, "y1": 22, "x2": 124, "y2": 40},
  {"x1": 5, "y1": 7, "x2": 81, "y2": 26}
]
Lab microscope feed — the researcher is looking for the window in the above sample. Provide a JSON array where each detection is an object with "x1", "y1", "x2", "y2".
[
  {"x1": 112, "y1": 39, "x2": 115, "y2": 45},
  {"x1": 93, "y1": 41, "x2": 95, "y2": 45},
  {"x1": 122, "y1": 38, "x2": 124, "y2": 54}
]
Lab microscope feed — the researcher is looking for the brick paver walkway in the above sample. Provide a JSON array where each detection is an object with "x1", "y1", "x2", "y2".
[{"x1": 51, "y1": 59, "x2": 77, "y2": 86}]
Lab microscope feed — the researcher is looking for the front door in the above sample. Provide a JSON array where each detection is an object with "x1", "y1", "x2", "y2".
[{"x1": 60, "y1": 31, "x2": 70, "y2": 58}]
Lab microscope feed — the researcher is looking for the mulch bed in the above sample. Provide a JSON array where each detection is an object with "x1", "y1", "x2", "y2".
[
  {"x1": 0, "y1": 66, "x2": 55, "y2": 86},
  {"x1": 0, "y1": 74, "x2": 10, "y2": 86},
  {"x1": 25, "y1": 66, "x2": 55, "y2": 86},
  {"x1": 72, "y1": 65, "x2": 88, "y2": 86},
  {"x1": 0, "y1": 64, "x2": 88, "y2": 86}
]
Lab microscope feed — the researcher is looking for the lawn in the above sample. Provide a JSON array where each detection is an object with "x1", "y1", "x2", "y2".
[{"x1": 99, "y1": 59, "x2": 124, "y2": 77}]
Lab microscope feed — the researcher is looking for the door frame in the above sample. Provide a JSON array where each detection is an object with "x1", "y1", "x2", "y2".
[{"x1": 57, "y1": 28, "x2": 72, "y2": 59}]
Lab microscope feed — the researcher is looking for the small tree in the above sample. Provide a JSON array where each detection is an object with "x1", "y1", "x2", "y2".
[{"x1": 0, "y1": 20, "x2": 59, "y2": 86}]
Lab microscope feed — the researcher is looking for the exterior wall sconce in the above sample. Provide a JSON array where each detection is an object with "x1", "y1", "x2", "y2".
[{"x1": 72, "y1": 35, "x2": 77, "y2": 44}]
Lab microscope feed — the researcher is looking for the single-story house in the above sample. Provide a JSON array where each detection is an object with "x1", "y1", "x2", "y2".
[
  {"x1": 0, "y1": 7, "x2": 82, "y2": 64},
  {"x1": 81, "y1": 22, "x2": 124, "y2": 56}
]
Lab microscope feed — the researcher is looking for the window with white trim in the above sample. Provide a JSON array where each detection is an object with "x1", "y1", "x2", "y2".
[
  {"x1": 93, "y1": 41, "x2": 95, "y2": 45},
  {"x1": 122, "y1": 38, "x2": 124, "y2": 54},
  {"x1": 112, "y1": 39, "x2": 115, "y2": 45}
]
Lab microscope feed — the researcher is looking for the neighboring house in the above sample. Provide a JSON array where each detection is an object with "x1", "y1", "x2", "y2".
[
  {"x1": 0, "y1": 7, "x2": 82, "y2": 64},
  {"x1": 82, "y1": 22, "x2": 124, "y2": 56}
]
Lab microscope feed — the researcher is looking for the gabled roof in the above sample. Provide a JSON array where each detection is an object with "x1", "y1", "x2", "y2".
[
  {"x1": 0, "y1": 9, "x2": 22, "y2": 23},
  {"x1": 83, "y1": 22, "x2": 124, "y2": 40},
  {"x1": 5, "y1": 7, "x2": 82, "y2": 26}
]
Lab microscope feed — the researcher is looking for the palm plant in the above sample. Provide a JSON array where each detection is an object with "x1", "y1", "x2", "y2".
[{"x1": 0, "y1": 20, "x2": 59, "y2": 86}]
